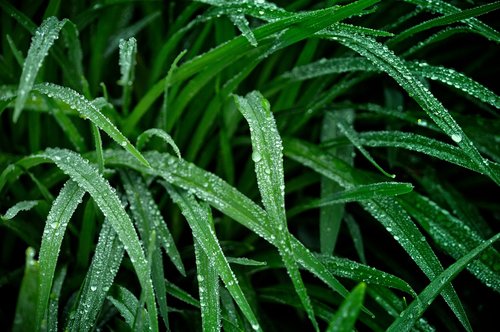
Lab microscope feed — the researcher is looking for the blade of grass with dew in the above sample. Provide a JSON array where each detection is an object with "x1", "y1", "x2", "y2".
[
  {"x1": 136, "y1": 128, "x2": 181, "y2": 158},
  {"x1": 124, "y1": 0, "x2": 381, "y2": 133},
  {"x1": 37, "y1": 148, "x2": 158, "y2": 332},
  {"x1": 66, "y1": 220, "x2": 124, "y2": 331},
  {"x1": 195, "y1": 235, "x2": 221, "y2": 332},
  {"x1": 121, "y1": 171, "x2": 173, "y2": 327},
  {"x1": 164, "y1": 184, "x2": 261, "y2": 331},
  {"x1": 345, "y1": 214, "x2": 367, "y2": 264},
  {"x1": 406, "y1": 62, "x2": 500, "y2": 109},
  {"x1": 1, "y1": 200, "x2": 39, "y2": 221},
  {"x1": 13, "y1": 16, "x2": 66, "y2": 122},
  {"x1": 356, "y1": 131, "x2": 500, "y2": 176},
  {"x1": 118, "y1": 37, "x2": 137, "y2": 115},
  {"x1": 399, "y1": 193, "x2": 500, "y2": 292},
  {"x1": 234, "y1": 91, "x2": 319, "y2": 331},
  {"x1": 388, "y1": 232, "x2": 500, "y2": 332},
  {"x1": 320, "y1": 30, "x2": 499, "y2": 184},
  {"x1": 228, "y1": 14, "x2": 257, "y2": 46},
  {"x1": 337, "y1": 120, "x2": 395, "y2": 178},
  {"x1": 391, "y1": 1, "x2": 500, "y2": 45},
  {"x1": 282, "y1": 137, "x2": 472, "y2": 331},
  {"x1": 36, "y1": 180, "x2": 86, "y2": 332},
  {"x1": 159, "y1": 50, "x2": 187, "y2": 132},
  {"x1": 120, "y1": 171, "x2": 185, "y2": 276},
  {"x1": 326, "y1": 283, "x2": 366, "y2": 332},
  {"x1": 316, "y1": 255, "x2": 415, "y2": 296},
  {"x1": 288, "y1": 182, "x2": 413, "y2": 217},
  {"x1": 227, "y1": 257, "x2": 267, "y2": 267},
  {"x1": 165, "y1": 279, "x2": 200, "y2": 308},
  {"x1": 13, "y1": 248, "x2": 39, "y2": 332},
  {"x1": 47, "y1": 266, "x2": 66, "y2": 332},
  {"x1": 102, "y1": 149, "x2": 352, "y2": 304},
  {"x1": 32, "y1": 83, "x2": 150, "y2": 167},
  {"x1": 46, "y1": 97, "x2": 87, "y2": 152},
  {"x1": 108, "y1": 285, "x2": 150, "y2": 331},
  {"x1": 403, "y1": 0, "x2": 500, "y2": 42},
  {"x1": 279, "y1": 57, "x2": 499, "y2": 109},
  {"x1": 319, "y1": 110, "x2": 352, "y2": 255}
]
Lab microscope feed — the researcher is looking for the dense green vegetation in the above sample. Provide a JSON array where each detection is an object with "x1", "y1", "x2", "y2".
[{"x1": 1, "y1": 0, "x2": 499, "y2": 331}]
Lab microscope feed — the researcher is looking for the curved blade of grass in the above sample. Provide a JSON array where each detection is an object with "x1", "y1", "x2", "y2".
[
  {"x1": 47, "y1": 266, "x2": 66, "y2": 332},
  {"x1": 13, "y1": 248, "x2": 39, "y2": 332},
  {"x1": 337, "y1": 120, "x2": 395, "y2": 178},
  {"x1": 165, "y1": 184, "x2": 261, "y2": 331},
  {"x1": 37, "y1": 148, "x2": 158, "y2": 332},
  {"x1": 288, "y1": 182, "x2": 413, "y2": 217},
  {"x1": 195, "y1": 234, "x2": 221, "y2": 332},
  {"x1": 400, "y1": 193, "x2": 500, "y2": 293},
  {"x1": 66, "y1": 220, "x2": 124, "y2": 332},
  {"x1": 136, "y1": 128, "x2": 181, "y2": 158},
  {"x1": 227, "y1": 257, "x2": 267, "y2": 267},
  {"x1": 319, "y1": 110, "x2": 353, "y2": 255},
  {"x1": 108, "y1": 285, "x2": 150, "y2": 331},
  {"x1": 229, "y1": 14, "x2": 257, "y2": 46},
  {"x1": 1, "y1": 200, "x2": 39, "y2": 220},
  {"x1": 32, "y1": 83, "x2": 150, "y2": 167},
  {"x1": 326, "y1": 283, "x2": 366, "y2": 332},
  {"x1": 282, "y1": 137, "x2": 472, "y2": 331},
  {"x1": 160, "y1": 50, "x2": 187, "y2": 132},
  {"x1": 345, "y1": 214, "x2": 367, "y2": 264},
  {"x1": 124, "y1": 0, "x2": 380, "y2": 132},
  {"x1": 103, "y1": 149, "x2": 352, "y2": 304},
  {"x1": 357, "y1": 131, "x2": 500, "y2": 176},
  {"x1": 404, "y1": 0, "x2": 500, "y2": 42},
  {"x1": 13, "y1": 17, "x2": 66, "y2": 122},
  {"x1": 280, "y1": 57, "x2": 499, "y2": 109},
  {"x1": 36, "y1": 180, "x2": 86, "y2": 332},
  {"x1": 327, "y1": 30, "x2": 499, "y2": 184},
  {"x1": 121, "y1": 170, "x2": 185, "y2": 276},
  {"x1": 318, "y1": 255, "x2": 415, "y2": 296},
  {"x1": 118, "y1": 37, "x2": 137, "y2": 115},
  {"x1": 234, "y1": 91, "x2": 319, "y2": 331},
  {"x1": 388, "y1": 233, "x2": 500, "y2": 332},
  {"x1": 391, "y1": 1, "x2": 500, "y2": 45}
]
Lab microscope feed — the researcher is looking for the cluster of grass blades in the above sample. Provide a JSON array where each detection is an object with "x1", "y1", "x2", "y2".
[{"x1": 1, "y1": 0, "x2": 499, "y2": 331}]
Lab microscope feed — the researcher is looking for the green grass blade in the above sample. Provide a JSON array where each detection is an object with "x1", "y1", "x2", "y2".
[
  {"x1": 108, "y1": 285, "x2": 150, "y2": 331},
  {"x1": 326, "y1": 283, "x2": 366, "y2": 332},
  {"x1": 13, "y1": 17, "x2": 67, "y2": 122},
  {"x1": 38, "y1": 148, "x2": 158, "y2": 332},
  {"x1": 13, "y1": 248, "x2": 39, "y2": 332},
  {"x1": 47, "y1": 266, "x2": 66, "y2": 332},
  {"x1": 338, "y1": 120, "x2": 395, "y2": 178},
  {"x1": 234, "y1": 91, "x2": 319, "y2": 331},
  {"x1": 388, "y1": 233, "x2": 500, "y2": 332},
  {"x1": 103, "y1": 149, "x2": 351, "y2": 303},
  {"x1": 319, "y1": 110, "x2": 352, "y2": 255},
  {"x1": 165, "y1": 280, "x2": 200, "y2": 308},
  {"x1": 391, "y1": 1, "x2": 500, "y2": 45},
  {"x1": 404, "y1": 0, "x2": 500, "y2": 42},
  {"x1": 282, "y1": 137, "x2": 472, "y2": 331},
  {"x1": 165, "y1": 184, "x2": 261, "y2": 331},
  {"x1": 32, "y1": 83, "x2": 150, "y2": 167},
  {"x1": 317, "y1": 255, "x2": 415, "y2": 296},
  {"x1": 345, "y1": 214, "x2": 367, "y2": 264},
  {"x1": 195, "y1": 234, "x2": 221, "y2": 332},
  {"x1": 118, "y1": 37, "x2": 137, "y2": 115},
  {"x1": 288, "y1": 182, "x2": 414, "y2": 217},
  {"x1": 357, "y1": 131, "x2": 500, "y2": 176},
  {"x1": 327, "y1": 30, "x2": 499, "y2": 184},
  {"x1": 1, "y1": 200, "x2": 39, "y2": 220},
  {"x1": 400, "y1": 193, "x2": 500, "y2": 293},
  {"x1": 66, "y1": 220, "x2": 124, "y2": 331},
  {"x1": 124, "y1": 0, "x2": 380, "y2": 132},
  {"x1": 36, "y1": 180, "x2": 86, "y2": 331},
  {"x1": 136, "y1": 128, "x2": 181, "y2": 158}
]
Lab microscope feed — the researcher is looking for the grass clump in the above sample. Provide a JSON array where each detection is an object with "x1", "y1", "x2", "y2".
[{"x1": 1, "y1": 0, "x2": 499, "y2": 331}]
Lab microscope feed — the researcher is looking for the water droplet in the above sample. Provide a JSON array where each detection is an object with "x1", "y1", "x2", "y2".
[
  {"x1": 451, "y1": 134, "x2": 462, "y2": 143},
  {"x1": 251, "y1": 151, "x2": 262, "y2": 162},
  {"x1": 90, "y1": 286, "x2": 97, "y2": 291}
]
